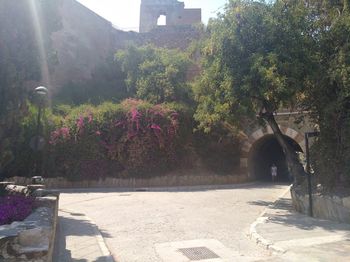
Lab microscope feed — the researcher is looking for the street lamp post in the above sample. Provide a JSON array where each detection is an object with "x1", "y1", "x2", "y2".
[
  {"x1": 33, "y1": 86, "x2": 48, "y2": 176},
  {"x1": 304, "y1": 131, "x2": 320, "y2": 217}
]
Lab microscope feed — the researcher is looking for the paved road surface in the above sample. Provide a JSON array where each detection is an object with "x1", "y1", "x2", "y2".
[{"x1": 58, "y1": 183, "x2": 289, "y2": 262}]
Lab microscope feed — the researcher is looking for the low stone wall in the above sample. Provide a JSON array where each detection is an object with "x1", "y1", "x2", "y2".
[
  {"x1": 0, "y1": 193, "x2": 59, "y2": 261},
  {"x1": 291, "y1": 187, "x2": 350, "y2": 224},
  {"x1": 8, "y1": 173, "x2": 250, "y2": 189}
]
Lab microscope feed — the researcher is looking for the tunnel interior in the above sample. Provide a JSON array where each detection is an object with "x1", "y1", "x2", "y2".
[{"x1": 248, "y1": 135, "x2": 303, "y2": 182}]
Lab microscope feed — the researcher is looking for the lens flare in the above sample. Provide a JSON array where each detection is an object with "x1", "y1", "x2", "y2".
[{"x1": 28, "y1": 0, "x2": 52, "y2": 91}]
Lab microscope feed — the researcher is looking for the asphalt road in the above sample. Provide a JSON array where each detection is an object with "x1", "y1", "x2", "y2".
[{"x1": 58, "y1": 183, "x2": 289, "y2": 262}]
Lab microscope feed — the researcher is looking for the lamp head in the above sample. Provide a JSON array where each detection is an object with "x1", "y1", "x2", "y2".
[{"x1": 35, "y1": 86, "x2": 48, "y2": 96}]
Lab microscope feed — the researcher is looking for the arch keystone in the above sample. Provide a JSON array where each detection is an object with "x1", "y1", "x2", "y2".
[
  {"x1": 251, "y1": 129, "x2": 264, "y2": 141},
  {"x1": 240, "y1": 158, "x2": 248, "y2": 168},
  {"x1": 242, "y1": 141, "x2": 252, "y2": 153}
]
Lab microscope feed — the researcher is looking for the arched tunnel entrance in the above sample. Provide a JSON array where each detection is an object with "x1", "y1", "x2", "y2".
[{"x1": 248, "y1": 135, "x2": 303, "y2": 182}]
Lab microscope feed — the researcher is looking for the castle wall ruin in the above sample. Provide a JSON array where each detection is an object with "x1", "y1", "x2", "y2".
[
  {"x1": 46, "y1": 0, "x2": 202, "y2": 92},
  {"x1": 140, "y1": 0, "x2": 201, "y2": 32}
]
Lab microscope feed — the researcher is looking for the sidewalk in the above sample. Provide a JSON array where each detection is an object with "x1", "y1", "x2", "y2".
[
  {"x1": 250, "y1": 191, "x2": 350, "y2": 262},
  {"x1": 53, "y1": 209, "x2": 114, "y2": 262}
]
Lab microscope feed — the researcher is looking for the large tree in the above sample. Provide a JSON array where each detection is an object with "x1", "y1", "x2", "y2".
[
  {"x1": 194, "y1": 0, "x2": 318, "y2": 183},
  {"x1": 304, "y1": 0, "x2": 350, "y2": 187},
  {"x1": 116, "y1": 45, "x2": 192, "y2": 104}
]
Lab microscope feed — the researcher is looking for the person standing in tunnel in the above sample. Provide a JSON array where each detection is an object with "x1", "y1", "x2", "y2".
[{"x1": 271, "y1": 164, "x2": 277, "y2": 182}]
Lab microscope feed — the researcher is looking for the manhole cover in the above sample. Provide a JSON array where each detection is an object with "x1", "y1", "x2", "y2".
[{"x1": 178, "y1": 247, "x2": 220, "y2": 260}]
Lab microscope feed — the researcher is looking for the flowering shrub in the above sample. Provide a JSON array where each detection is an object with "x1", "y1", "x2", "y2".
[
  {"x1": 0, "y1": 196, "x2": 34, "y2": 225},
  {"x1": 4, "y1": 99, "x2": 241, "y2": 180},
  {"x1": 43, "y1": 99, "x2": 191, "y2": 179},
  {"x1": 5, "y1": 99, "x2": 241, "y2": 180}
]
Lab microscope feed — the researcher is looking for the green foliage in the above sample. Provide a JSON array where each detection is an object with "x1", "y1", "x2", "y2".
[
  {"x1": 194, "y1": 129, "x2": 240, "y2": 174},
  {"x1": 5, "y1": 99, "x2": 241, "y2": 180},
  {"x1": 194, "y1": 0, "x2": 314, "y2": 131},
  {"x1": 54, "y1": 58, "x2": 128, "y2": 105},
  {"x1": 193, "y1": 0, "x2": 316, "y2": 184},
  {"x1": 39, "y1": 100, "x2": 190, "y2": 179},
  {"x1": 194, "y1": 0, "x2": 350, "y2": 188},
  {"x1": 116, "y1": 45, "x2": 193, "y2": 104},
  {"x1": 307, "y1": 1, "x2": 350, "y2": 188}
]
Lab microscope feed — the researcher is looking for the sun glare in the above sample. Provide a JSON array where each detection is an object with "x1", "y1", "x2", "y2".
[{"x1": 28, "y1": 0, "x2": 51, "y2": 91}]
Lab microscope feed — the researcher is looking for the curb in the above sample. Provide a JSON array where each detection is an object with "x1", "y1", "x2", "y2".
[
  {"x1": 249, "y1": 185, "x2": 292, "y2": 254},
  {"x1": 249, "y1": 216, "x2": 286, "y2": 254},
  {"x1": 85, "y1": 215, "x2": 115, "y2": 262},
  {"x1": 59, "y1": 209, "x2": 115, "y2": 262}
]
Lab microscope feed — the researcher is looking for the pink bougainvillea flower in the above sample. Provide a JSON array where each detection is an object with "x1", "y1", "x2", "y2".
[
  {"x1": 154, "y1": 111, "x2": 165, "y2": 117},
  {"x1": 127, "y1": 131, "x2": 137, "y2": 140},
  {"x1": 95, "y1": 131, "x2": 101, "y2": 136},
  {"x1": 76, "y1": 115, "x2": 85, "y2": 135},
  {"x1": 167, "y1": 127, "x2": 175, "y2": 135},
  {"x1": 49, "y1": 130, "x2": 60, "y2": 145},
  {"x1": 49, "y1": 127, "x2": 71, "y2": 145},
  {"x1": 76, "y1": 116, "x2": 84, "y2": 129},
  {"x1": 170, "y1": 112, "x2": 179, "y2": 119},
  {"x1": 130, "y1": 108, "x2": 141, "y2": 131},
  {"x1": 131, "y1": 108, "x2": 141, "y2": 120},
  {"x1": 88, "y1": 113, "x2": 93, "y2": 123},
  {"x1": 150, "y1": 124, "x2": 162, "y2": 131},
  {"x1": 52, "y1": 130, "x2": 60, "y2": 137},
  {"x1": 60, "y1": 127, "x2": 70, "y2": 139}
]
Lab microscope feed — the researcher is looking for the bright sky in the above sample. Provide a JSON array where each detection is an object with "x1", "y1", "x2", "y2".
[{"x1": 77, "y1": 0, "x2": 228, "y2": 31}]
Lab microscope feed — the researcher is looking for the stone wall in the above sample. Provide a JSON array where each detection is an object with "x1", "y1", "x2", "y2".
[
  {"x1": 8, "y1": 173, "x2": 250, "y2": 189},
  {"x1": 139, "y1": 0, "x2": 201, "y2": 33},
  {"x1": 49, "y1": 0, "x2": 136, "y2": 92},
  {"x1": 291, "y1": 187, "x2": 350, "y2": 224},
  {"x1": 139, "y1": 25, "x2": 202, "y2": 50},
  {"x1": 46, "y1": 0, "x2": 202, "y2": 92},
  {"x1": 0, "y1": 188, "x2": 59, "y2": 262}
]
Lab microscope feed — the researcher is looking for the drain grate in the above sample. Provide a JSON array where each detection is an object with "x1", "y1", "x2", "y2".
[{"x1": 178, "y1": 247, "x2": 220, "y2": 260}]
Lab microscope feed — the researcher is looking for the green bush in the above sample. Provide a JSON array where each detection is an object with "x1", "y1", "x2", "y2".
[
  {"x1": 4, "y1": 99, "x2": 242, "y2": 180},
  {"x1": 45, "y1": 99, "x2": 189, "y2": 179},
  {"x1": 194, "y1": 128, "x2": 240, "y2": 175}
]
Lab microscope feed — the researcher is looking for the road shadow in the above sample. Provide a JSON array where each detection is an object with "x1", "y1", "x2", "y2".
[
  {"x1": 253, "y1": 197, "x2": 350, "y2": 233},
  {"x1": 53, "y1": 213, "x2": 113, "y2": 262},
  {"x1": 248, "y1": 197, "x2": 293, "y2": 211},
  {"x1": 267, "y1": 213, "x2": 350, "y2": 232},
  {"x1": 53, "y1": 255, "x2": 112, "y2": 262}
]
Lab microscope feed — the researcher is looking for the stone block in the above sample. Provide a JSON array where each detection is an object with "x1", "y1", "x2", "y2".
[
  {"x1": 242, "y1": 141, "x2": 252, "y2": 153},
  {"x1": 312, "y1": 197, "x2": 323, "y2": 217},
  {"x1": 5, "y1": 185, "x2": 30, "y2": 196},
  {"x1": 285, "y1": 128, "x2": 299, "y2": 139},
  {"x1": 292, "y1": 188, "x2": 350, "y2": 223},
  {"x1": 332, "y1": 195, "x2": 343, "y2": 206},
  {"x1": 240, "y1": 158, "x2": 248, "y2": 168},
  {"x1": 18, "y1": 227, "x2": 50, "y2": 249},
  {"x1": 251, "y1": 129, "x2": 264, "y2": 141},
  {"x1": 342, "y1": 197, "x2": 350, "y2": 210},
  {"x1": 266, "y1": 126, "x2": 273, "y2": 134},
  {"x1": 0, "y1": 201, "x2": 57, "y2": 262}
]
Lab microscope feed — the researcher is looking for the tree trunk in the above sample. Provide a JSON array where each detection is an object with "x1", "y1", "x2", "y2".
[
  {"x1": 263, "y1": 113, "x2": 305, "y2": 185},
  {"x1": 344, "y1": 0, "x2": 350, "y2": 12}
]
